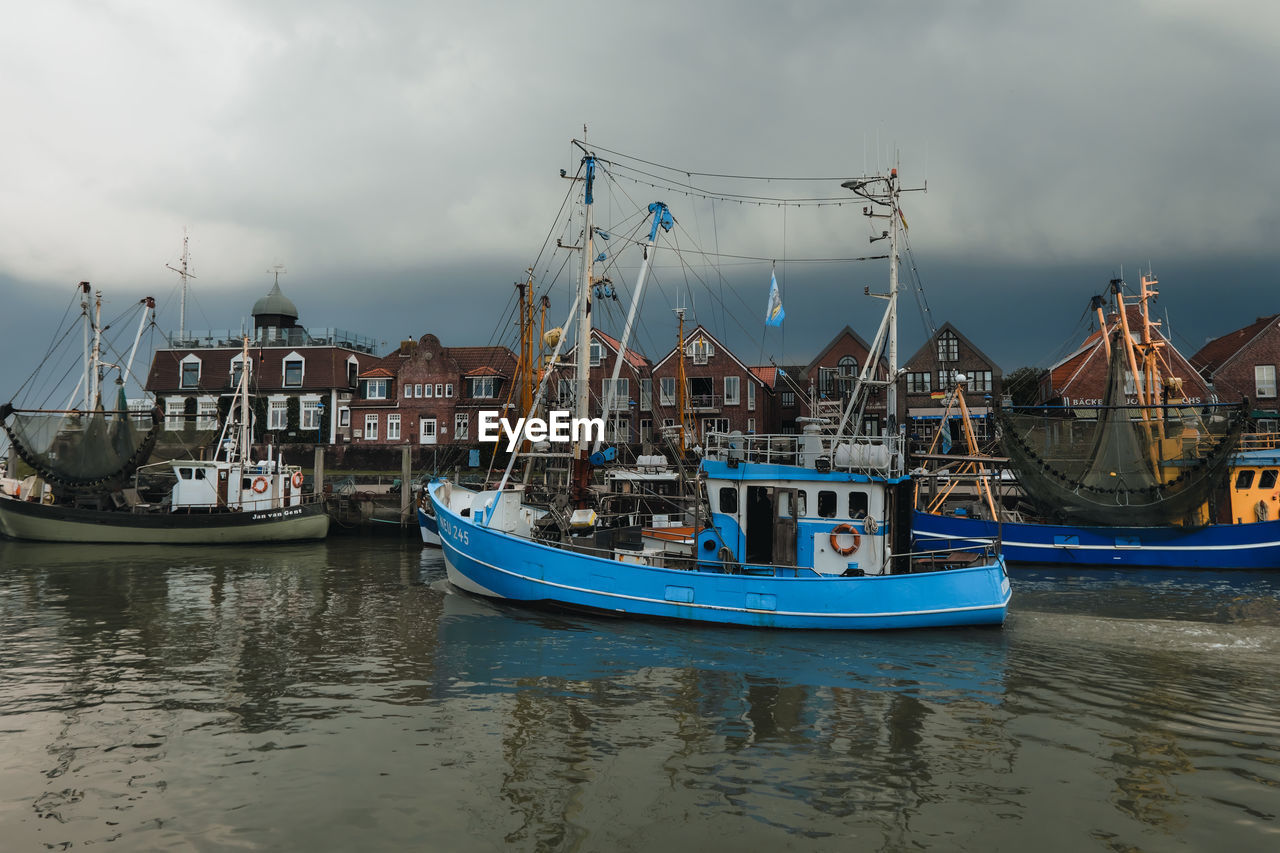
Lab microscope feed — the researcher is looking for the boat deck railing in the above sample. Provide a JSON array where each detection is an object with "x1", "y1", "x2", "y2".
[
  {"x1": 704, "y1": 431, "x2": 904, "y2": 478},
  {"x1": 549, "y1": 532, "x2": 995, "y2": 577}
]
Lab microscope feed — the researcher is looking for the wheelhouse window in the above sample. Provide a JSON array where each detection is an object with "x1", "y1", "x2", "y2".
[
  {"x1": 817, "y1": 490, "x2": 837, "y2": 518},
  {"x1": 848, "y1": 491, "x2": 869, "y2": 517},
  {"x1": 1235, "y1": 470, "x2": 1255, "y2": 489},
  {"x1": 719, "y1": 487, "x2": 738, "y2": 514}
]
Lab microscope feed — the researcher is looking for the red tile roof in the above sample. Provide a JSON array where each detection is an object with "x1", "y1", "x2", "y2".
[{"x1": 1192, "y1": 314, "x2": 1280, "y2": 374}]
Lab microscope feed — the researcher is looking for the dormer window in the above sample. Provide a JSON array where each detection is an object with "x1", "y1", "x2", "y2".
[
  {"x1": 365, "y1": 378, "x2": 388, "y2": 399},
  {"x1": 283, "y1": 352, "x2": 305, "y2": 388},
  {"x1": 180, "y1": 354, "x2": 201, "y2": 389},
  {"x1": 230, "y1": 355, "x2": 250, "y2": 389}
]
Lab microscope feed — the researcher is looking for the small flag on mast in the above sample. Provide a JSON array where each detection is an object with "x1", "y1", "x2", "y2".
[{"x1": 764, "y1": 270, "x2": 785, "y2": 327}]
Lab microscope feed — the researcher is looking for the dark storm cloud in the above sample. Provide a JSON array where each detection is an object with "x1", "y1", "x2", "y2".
[{"x1": 2, "y1": 0, "x2": 1277, "y2": 398}]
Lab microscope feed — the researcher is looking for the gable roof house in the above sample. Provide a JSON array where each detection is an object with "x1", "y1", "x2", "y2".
[
  {"x1": 1040, "y1": 305, "x2": 1210, "y2": 408},
  {"x1": 899, "y1": 322, "x2": 1003, "y2": 448},
  {"x1": 1191, "y1": 313, "x2": 1280, "y2": 415},
  {"x1": 349, "y1": 334, "x2": 517, "y2": 448},
  {"x1": 649, "y1": 325, "x2": 774, "y2": 447}
]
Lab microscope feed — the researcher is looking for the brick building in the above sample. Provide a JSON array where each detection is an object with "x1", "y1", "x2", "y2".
[
  {"x1": 900, "y1": 322, "x2": 1003, "y2": 447},
  {"x1": 1039, "y1": 306, "x2": 1209, "y2": 407},
  {"x1": 144, "y1": 279, "x2": 381, "y2": 446},
  {"x1": 1191, "y1": 313, "x2": 1280, "y2": 414},
  {"x1": 648, "y1": 325, "x2": 775, "y2": 444},
  {"x1": 350, "y1": 334, "x2": 517, "y2": 446},
  {"x1": 791, "y1": 326, "x2": 890, "y2": 435}
]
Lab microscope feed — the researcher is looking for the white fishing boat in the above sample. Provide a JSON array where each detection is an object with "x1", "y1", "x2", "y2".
[{"x1": 1, "y1": 286, "x2": 327, "y2": 544}]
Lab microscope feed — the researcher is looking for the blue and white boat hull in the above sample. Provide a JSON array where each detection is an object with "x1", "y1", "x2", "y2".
[
  {"x1": 911, "y1": 509, "x2": 1280, "y2": 569},
  {"x1": 432, "y1": 483, "x2": 1009, "y2": 630}
]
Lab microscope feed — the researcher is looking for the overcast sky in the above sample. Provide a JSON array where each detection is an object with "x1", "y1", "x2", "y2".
[{"x1": 2, "y1": 0, "x2": 1278, "y2": 403}]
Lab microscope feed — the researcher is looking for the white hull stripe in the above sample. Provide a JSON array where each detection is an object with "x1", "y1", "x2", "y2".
[{"x1": 913, "y1": 529, "x2": 1280, "y2": 553}]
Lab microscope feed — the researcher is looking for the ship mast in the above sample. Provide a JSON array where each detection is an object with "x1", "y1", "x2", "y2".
[
  {"x1": 166, "y1": 228, "x2": 197, "y2": 342},
  {"x1": 571, "y1": 152, "x2": 597, "y2": 504}
]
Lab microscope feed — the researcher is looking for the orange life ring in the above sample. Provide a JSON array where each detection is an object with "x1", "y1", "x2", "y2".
[
  {"x1": 252, "y1": 475, "x2": 269, "y2": 494},
  {"x1": 292, "y1": 471, "x2": 304, "y2": 489},
  {"x1": 830, "y1": 523, "x2": 860, "y2": 555}
]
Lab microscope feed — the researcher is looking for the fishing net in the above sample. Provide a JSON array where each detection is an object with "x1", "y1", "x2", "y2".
[
  {"x1": 2, "y1": 388, "x2": 161, "y2": 489},
  {"x1": 999, "y1": 335, "x2": 1246, "y2": 526}
]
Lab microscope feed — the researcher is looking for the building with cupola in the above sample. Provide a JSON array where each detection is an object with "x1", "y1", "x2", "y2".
[{"x1": 144, "y1": 274, "x2": 383, "y2": 447}]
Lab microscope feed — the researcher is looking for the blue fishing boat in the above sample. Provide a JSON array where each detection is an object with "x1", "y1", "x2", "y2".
[
  {"x1": 911, "y1": 275, "x2": 1280, "y2": 569},
  {"x1": 429, "y1": 150, "x2": 1009, "y2": 630}
]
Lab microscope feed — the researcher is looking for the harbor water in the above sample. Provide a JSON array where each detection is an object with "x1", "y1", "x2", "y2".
[{"x1": 0, "y1": 538, "x2": 1276, "y2": 851}]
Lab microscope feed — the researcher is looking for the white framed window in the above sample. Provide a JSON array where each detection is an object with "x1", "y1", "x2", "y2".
[
  {"x1": 415, "y1": 383, "x2": 423, "y2": 397},
  {"x1": 445, "y1": 383, "x2": 453, "y2": 398},
  {"x1": 690, "y1": 337, "x2": 712, "y2": 365},
  {"x1": 197, "y1": 397, "x2": 218, "y2": 430},
  {"x1": 365, "y1": 378, "x2": 388, "y2": 399},
  {"x1": 283, "y1": 353, "x2": 304, "y2": 387},
  {"x1": 269, "y1": 398, "x2": 288, "y2": 430},
  {"x1": 724, "y1": 376, "x2": 740, "y2": 406},
  {"x1": 364, "y1": 413, "x2": 379, "y2": 440},
  {"x1": 937, "y1": 330, "x2": 959, "y2": 362},
  {"x1": 387, "y1": 414, "x2": 401, "y2": 441},
  {"x1": 230, "y1": 355, "x2": 249, "y2": 389},
  {"x1": 338, "y1": 407, "x2": 350, "y2": 427},
  {"x1": 601, "y1": 378, "x2": 628, "y2": 408},
  {"x1": 470, "y1": 377, "x2": 495, "y2": 398},
  {"x1": 424, "y1": 383, "x2": 433, "y2": 398},
  {"x1": 640, "y1": 378, "x2": 652, "y2": 411},
  {"x1": 660, "y1": 377, "x2": 676, "y2": 406},
  {"x1": 746, "y1": 417, "x2": 756, "y2": 433},
  {"x1": 639, "y1": 417, "x2": 652, "y2": 441},
  {"x1": 404, "y1": 384, "x2": 414, "y2": 399},
  {"x1": 607, "y1": 414, "x2": 630, "y2": 443},
  {"x1": 590, "y1": 340, "x2": 604, "y2": 367},
  {"x1": 435, "y1": 383, "x2": 444, "y2": 397},
  {"x1": 301, "y1": 398, "x2": 323, "y2": 430},
  {"x1": 165, "y1": 398, "x2": 186, "y2": 430},
  {"x1": 454, "y1": 412, "x2": 469, "y2": 440},
  {"x1": 1257, "y1": 364, "x2": 1277, "y2": 398},
  {"x1": 180, "y1": 354, "x2": 201, "y2": 389},
  {"x1": 747, "y1": 381, "x2": 756, "y2": 411}
]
